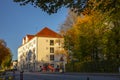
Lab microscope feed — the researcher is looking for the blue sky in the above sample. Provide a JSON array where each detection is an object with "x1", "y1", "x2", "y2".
[{"x1": 0, "y1": 0, "x2": 68, "y2": 60}]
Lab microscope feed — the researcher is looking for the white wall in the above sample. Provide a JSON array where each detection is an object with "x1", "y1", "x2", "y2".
[{"x1": 18, "y1": 36, "x2": 66, "y2": 71}]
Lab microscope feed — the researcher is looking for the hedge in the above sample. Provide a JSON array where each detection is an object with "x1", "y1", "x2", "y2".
[{"x1": 65, "y1": 60, "x2": 120, "y2": 73}]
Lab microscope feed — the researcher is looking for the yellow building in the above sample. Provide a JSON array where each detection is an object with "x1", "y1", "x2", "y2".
[{"x1": 18, "y1": 27, "x2": 66, "y2": 71}]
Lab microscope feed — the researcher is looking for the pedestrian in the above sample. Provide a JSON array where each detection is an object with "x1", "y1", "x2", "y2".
[{"x1": 39, "y1": 66, "x2": 42, "y2": 72}]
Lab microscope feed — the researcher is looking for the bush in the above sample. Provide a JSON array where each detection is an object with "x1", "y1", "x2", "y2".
[{"x1": 65, "y1": 60, "x2": 119, "y2": 73}]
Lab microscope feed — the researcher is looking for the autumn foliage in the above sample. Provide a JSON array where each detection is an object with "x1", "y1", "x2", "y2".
[
  {"x1": 0, "y1": 39, "x2": 12, "y2": 69},
  {"x1": 61, "y1": 1, "x2": 120, "y2": 72}
]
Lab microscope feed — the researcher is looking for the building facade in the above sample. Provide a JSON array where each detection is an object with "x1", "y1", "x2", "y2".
[{"x1": 18, "y1": 27, "x2": 66, "y2": 71}]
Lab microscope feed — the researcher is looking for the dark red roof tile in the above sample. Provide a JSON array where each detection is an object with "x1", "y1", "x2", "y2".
[
  {"x1": 35, "y1": 27, "x2": 62, "y2": 38},
  {"x1": 26, "y1": 34, "x2": 34, "y2": 40}
]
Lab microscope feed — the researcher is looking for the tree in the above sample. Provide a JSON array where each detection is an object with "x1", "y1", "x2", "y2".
[
  {"x1": 13, "y1": 0, "x2": 119, "y2": 15},
  {"x1": 1, "y1": 53, "x2": 12, "y2": 69},
  {"x1": 100, "y1": 0, "x2": 120, "y2": 63},
  {"x1": 13, "y1": 0, "x2": 86, "y2": 14},
  {"x1": 106, "y1": 19, "x2": 120, "y2": 62},
  {"x1": 63, "y1": 28, "x2": 78, "y2": 62},
  {"x1": 59, "y1": 9, "x2": 78, "y2": 33},
  {"x1": 0, "y1": 39, "x2": 12, "y2": 69},
  {"x1": 63, "y1": 9, "x2": 111, "y2": 62}
]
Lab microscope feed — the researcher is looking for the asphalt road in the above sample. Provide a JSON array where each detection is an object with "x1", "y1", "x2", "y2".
[{"x1": 8, "y1": 71, "x2": 120, "y2": 80}]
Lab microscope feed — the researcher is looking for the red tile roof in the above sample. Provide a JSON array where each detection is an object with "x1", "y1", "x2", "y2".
[
  {"x1": 26, "y1": 34, "x2": 34, "y2": 40},
  {"x1": 35, "y1": 27, "x2": 62, "y2": 38},
  {"x1": 23, "y1": 27, "x2": 62, "y2": 43},
  {"x1": 20, "y1": 27, "x2": 62, "y2": 47}
]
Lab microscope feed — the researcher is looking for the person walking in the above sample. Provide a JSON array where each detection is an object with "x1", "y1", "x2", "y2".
[{"x1": 39, "y1": 66, "x2": 42, "y2": 72}]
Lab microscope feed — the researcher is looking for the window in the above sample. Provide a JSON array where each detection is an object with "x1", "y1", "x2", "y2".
[
  {"x1": 50, "y1": 47, "x2": 54, "y2": 53},
  {"x1": 50, "y1": 55, "x2": 54, "y2": 61},
  {"x1": 50, "y1": 40, "x2": 54, "y2": 45}
]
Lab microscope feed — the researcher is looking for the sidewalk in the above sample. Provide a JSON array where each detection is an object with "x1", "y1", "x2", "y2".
[
  {"x1": 6, "y1": 71, "x2": 20, "y2": 80},
  {"x1": 6, "y1": 71, "x2": 120, "y2": 80},
  {"x1": 34, "y1": 71, "x2": 120, "y2": 78},
  {"x1": 8, "y1": 71, "x2": 120, "y2": 79},
  {"x1": 64, "y1": 72, "x2": 120, "y2": 77}
]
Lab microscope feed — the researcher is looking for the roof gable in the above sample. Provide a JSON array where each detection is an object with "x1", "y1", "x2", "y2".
[{"x1": 36, "y1": 27, "x2": 62, "y2": 38}]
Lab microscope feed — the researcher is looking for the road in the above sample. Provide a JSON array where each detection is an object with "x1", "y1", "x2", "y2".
[{"x1": 8, "y1": 71, "x2": 120, "y2": 80}]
